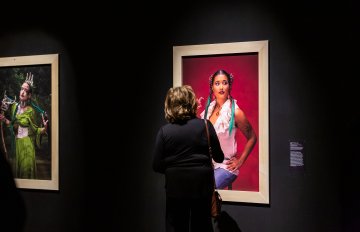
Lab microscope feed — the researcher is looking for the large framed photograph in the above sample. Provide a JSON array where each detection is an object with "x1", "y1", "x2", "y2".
[
  {"x1": 0, "y1": 54, "x2": 59, "y2": 190},
  {"x1": 173, "y1": 41, "x2": 269, "y2": 203}
]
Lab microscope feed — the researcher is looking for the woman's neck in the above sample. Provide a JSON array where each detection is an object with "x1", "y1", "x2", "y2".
[
  {"x1": 19, "y1": 101, "x2": 27, "y2": 108},
  {"x1": 216, "y1": 98, "x2": 227, "y2": 107}
]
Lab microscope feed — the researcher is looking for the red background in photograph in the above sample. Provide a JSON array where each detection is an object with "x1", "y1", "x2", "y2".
[{"x1": 182, "y1": 54, "x2": 259, "y2": 191}]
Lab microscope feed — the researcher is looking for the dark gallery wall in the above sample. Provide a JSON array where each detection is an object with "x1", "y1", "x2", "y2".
[{"x1": 0, "y1": 1, "x2": 358, "y2": 232}]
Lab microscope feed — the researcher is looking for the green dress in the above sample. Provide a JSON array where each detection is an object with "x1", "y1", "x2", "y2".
[{"x1": 9, "y1": 103, "x2": 43, "y2": 179}]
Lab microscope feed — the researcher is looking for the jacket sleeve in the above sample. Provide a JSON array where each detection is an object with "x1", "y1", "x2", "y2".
[
  {"x1": 152, "y1": 127, "x2": 166, "y2": 173},
  {"x1": 207, "y1": 120, "x2": 224, "y2": 163}
]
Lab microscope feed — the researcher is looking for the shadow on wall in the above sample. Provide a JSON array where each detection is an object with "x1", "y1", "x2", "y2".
[
  {"x1": 0, "y1": 149, "x2": 27, "y2": 232},
  {"x1": 214, "y1": 211, "x2": 242, "y2": 232}
]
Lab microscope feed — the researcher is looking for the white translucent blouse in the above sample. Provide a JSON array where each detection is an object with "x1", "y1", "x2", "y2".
[
  {"x1": 16, "y1": 106, "x2": 29, "y2": 139},
  {"x1": 201, "y1": 99, "x2": 239, "y2": 175}
]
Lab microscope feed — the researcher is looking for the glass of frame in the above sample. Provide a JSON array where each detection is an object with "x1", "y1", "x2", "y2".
[
  {"x1": 173, "y1": 41, "x2": 268, "y2": 203},
  {"x1": 0, "y1": 54, "x2": 59, "y2": 190}
]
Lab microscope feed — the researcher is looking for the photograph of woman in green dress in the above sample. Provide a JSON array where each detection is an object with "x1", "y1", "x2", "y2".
[
  {"x1": 1, "y1": 71, "x2": 50, "y2": 180},
  {"x1": 0, "y1": 54, "x2": 58, "y2": 190}
]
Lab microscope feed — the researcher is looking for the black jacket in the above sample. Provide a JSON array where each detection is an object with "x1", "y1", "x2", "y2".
[{"x1": 153, "y1": 118, "x2": 224, "y2": 198}]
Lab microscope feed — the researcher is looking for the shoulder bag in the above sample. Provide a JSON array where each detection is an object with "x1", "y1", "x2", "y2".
[{"x1": 204, "y1": 119, "x2": 222, "y2": 218}]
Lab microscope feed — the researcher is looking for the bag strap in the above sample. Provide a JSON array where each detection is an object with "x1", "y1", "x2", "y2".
[
  {"x1": 204, "y1": 119, "x2": 213, "y2": 161},
  {"x1": 204, "y1": 119, "x2": 217, "y2": 188}
]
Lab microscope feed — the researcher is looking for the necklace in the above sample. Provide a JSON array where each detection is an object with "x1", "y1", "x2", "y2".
[
  {"x1": 20, "y1": 101, "x2": 27, "y2": 108},
  {"x1": 215, "y1": 104, "x2": 222, "y2": 116}
]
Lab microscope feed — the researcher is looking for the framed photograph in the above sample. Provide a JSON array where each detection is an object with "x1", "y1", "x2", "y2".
[
  {"x1": 173, "y1": 41, "x2": 269, "y2": 203},
  {"x1": 0, "y1": 54, "x2": 59, "y2": 190}
]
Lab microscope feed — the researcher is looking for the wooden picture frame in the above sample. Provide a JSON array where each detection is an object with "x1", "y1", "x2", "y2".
[
  {"x1": 173, "y1": 41, "x2": 269, "y2": 203},
  {"x1": 0, "y1": 54, "x2": 59, "y2": 190}
]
